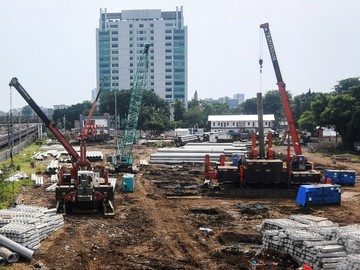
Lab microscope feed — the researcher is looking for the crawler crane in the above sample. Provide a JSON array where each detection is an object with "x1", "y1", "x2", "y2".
[
  {"x1": 112, "y1": 43, "x2": 150, "y2": 172},
  {"x1": 9, "y1": 78, "x2": 115, "y2": 216},
  {"x1": 259, "y1": 23, "x2": 321, "y2": 183}
]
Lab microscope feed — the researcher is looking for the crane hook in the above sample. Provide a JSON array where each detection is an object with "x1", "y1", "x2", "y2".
[{"x1": 259, "y1": 58, "x2": 263, "y2": 73}]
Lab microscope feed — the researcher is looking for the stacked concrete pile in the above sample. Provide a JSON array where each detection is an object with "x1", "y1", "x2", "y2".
[
  {"x1": 259, "y1": 215, "x2": 349, "y2": 270},
  {"x1": 0, "y1": 205, "x2": 64, "y2": 251},
  {"x1": 47, "y1": 160, "x2": 59, "y2": 174},
  {"x1": 31, "y1": 174, "x2": 44, "y2": 187}
]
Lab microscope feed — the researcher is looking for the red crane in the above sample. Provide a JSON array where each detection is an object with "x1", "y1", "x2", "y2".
[
  {"x1": 9, "y1": 77, "x2": 114, "y2": 216},
  {"x1": 260, "y1": 23, "x2": 302, "y2": 156}
]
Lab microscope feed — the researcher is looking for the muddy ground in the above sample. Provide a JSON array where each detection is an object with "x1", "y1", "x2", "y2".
[{"x1": 8, "y1": 141, "x2": 360, "y2": 270}]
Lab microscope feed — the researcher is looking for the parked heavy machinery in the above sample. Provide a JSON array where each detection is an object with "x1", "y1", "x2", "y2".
[
  {"x1": 204, "y1": 23, "x2": 321, "y2": 188},
  {"x1": 259, "y1": 22, "x2": 321, "y2": 183},
  {"x1": 112, "y1": 43, "x2": 150, "y2": 172},
  {"x1": 75, "y1": 77, "x2": 107, "y2": 143},
  {"x1": 9, "y1": 78, "x2": 115, "y2": 216}
]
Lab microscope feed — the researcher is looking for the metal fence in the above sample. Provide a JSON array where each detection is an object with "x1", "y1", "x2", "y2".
[{"x1": 0, "y1": 137, "x2": 35, "y2": 163}]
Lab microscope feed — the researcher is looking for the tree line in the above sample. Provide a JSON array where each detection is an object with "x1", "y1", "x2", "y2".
[{"x1": 47, "y1": 77, "x2": 359, "y2": 150}]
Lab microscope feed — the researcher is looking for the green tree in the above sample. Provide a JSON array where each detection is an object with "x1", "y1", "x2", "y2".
[
  {"x1": 173, "y1": 99, "x2": 185, "y2": 121},
  {"x1": 53, "y1": 101, "x2": 92, "y2": 130},
  {"x1": 333, "y1": 77, "x2": 360, "y2": 94},
  {"x1": 321, "y1": 81, "x2": 360, "y2": 149},
  {"x1": 263, "y1": 90, "x2": 286, "y2": 128},
  {"x1": 238, "y1": 98, "x2": 257, "y2": 114},
  {"x1": 21, "y1": 105, "x2": 34, "y2": 117}
]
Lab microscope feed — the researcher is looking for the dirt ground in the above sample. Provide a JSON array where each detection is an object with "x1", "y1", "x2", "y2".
[{"x1": 7, "y1": 141, "x2": 360, "y2": 270}]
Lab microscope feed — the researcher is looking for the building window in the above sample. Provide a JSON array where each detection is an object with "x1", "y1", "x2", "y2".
[
  {"x1": 129, "y1": 31, "x2": 133, "y2": 34},
  {"x1": 129, "y1": 44, "x2": 133, "y2": 47},
  {"x1": 213, "y1": 122, "x2": 215, "y2": 127},
  {"x1": 130, "y1": 63, "x2": 133, "y2": 67},
  {"x1": 227, "y1": 122, "x2": 229, "y2": 127},
  {"x1": 112, "y1": 44, "x2": 118, "y2": 48},
  {"x1": 165, "y1": 82, "x2": 172, "y2": 85},
  {"x1": 112, "y1": 57, "x2": 118, "y2": 61},
  {"x1": 165, "y1": 75, "x2": 172, "y2": 79},
  {"x1": 130, "y1": 50, "x2": 133, "y2": 54},
  {"x1": 165, "y1": 49, "x2": 172, "y2": 53},
  {"x1": 112, "y1": 63, "x2": 118, "y2": 67},
  {"x1": 165, "y1": 42, "x2": 172, "y2": 46},
  {"x1": 165, "y1": 56, "x2": 172, "y2": 60},
  {"x1": 166, "y1": 94, "x2": 172, "y2": 98},
  {"x1": 111, "y1": 31, "x2": 118, "y2": 35},
  {"x1": 247, "y1": 122, "x2": 250, "y2": 126},
  {"x1": 166, "y1": 88, "x2": 172, "y2": 92},
  {"x1": 112, "y1": 70, "x2": 118, "y2": 74},
  {"x1": 151, "y1": 82, "x2": 154, "y2": 86},
  {"x1": 253, "y1": 122, "x2": 255, "y2": 127},
  {"x1": 129, "y1": 24, "x2": 133, "y2": 28},
  {"x1": 165, "y1": 29, "x2": 172, "y2": 33},
  {"x1": 165, "y1": 23, "x2": 173, "y2": 27},
  {"x1": 151, "y1": 76, "x2": 154, "y2": 79},
  {"x1": 129, "y1": 37, "x2": 133, "y2": 41},
  {"x1": 130, "y1": 70, "x2": 133, "y2": 73},
  {"x1": 130, "y1": 56, "x2": 133, "y2": 60},
  {"x1": 130, "y1": 76, "x2": 133, "y2": 80},
  {"x1": 165, "y1": 62, "x2": 172, "y2": 66},
  {"x1": 111, "y1": 50, "x2": 118, "y2": 54},
  {"x1": 150, "y1": 30, "x2": 154, "y2": 34},
  {"x1": 165, "y1": 69, "x2": 172, "y2": 72},
  {"x1": 150, "y1": 23, "x2": 154, "y2": 27},
  {"x1": 165, "y1": 36, "x2": 172, "y2": 40},
  {"x1": 139, "y1": 24, "x2": 144, "y2": 28},
  {"x1": 111, "y1": 37, "x2": 118, "y2": 41},
  {"x1": 110, "y1": 24, "x2": 117, "y2": 28}
]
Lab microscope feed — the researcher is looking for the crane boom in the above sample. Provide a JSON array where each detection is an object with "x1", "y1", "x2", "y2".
[
  {"x1": 81, "y1": 77, "x2": 107, "y2": 137},
  {"x1": 9, "y1": 77, "x2": 80, "y2": 161},
  {"x1": 260, "y1": 23, "x2": 303, "y2": 156},
  {"x1": 113, "y1": 43, "x2": 150, "y2": 172}
]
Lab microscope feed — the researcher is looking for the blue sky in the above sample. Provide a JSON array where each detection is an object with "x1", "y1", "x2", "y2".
[{"x1": 1, "y1": 0, "x2": 359, "y2": 111}]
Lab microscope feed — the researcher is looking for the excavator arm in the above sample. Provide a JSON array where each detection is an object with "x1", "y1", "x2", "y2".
[{"x1": 260, "y1": 23, "x2": 303, "y2": 156}]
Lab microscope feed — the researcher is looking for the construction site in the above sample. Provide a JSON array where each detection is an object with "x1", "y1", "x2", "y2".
[{"x1": 0, "y1": 22, "x2": 359, "y2": 270}]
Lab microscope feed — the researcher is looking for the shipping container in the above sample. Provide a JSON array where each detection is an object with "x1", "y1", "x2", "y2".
[
  {"x1": 296, "y1": 184, "x2": 341, "y2": 206},
  {"x1": 324, "y1": 170, "x2": 356, "y2": 186}
]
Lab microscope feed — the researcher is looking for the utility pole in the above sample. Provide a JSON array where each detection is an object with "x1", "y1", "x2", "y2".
[
  {"x1": 19, "y1": 112, "x2": 21, "y2": 144},
  {"x1": 114, "y1": 90, "x2": 118, "y2": 131},
  {"x1": 9, "y1": 87, "x2": 15, "y2": 168}
]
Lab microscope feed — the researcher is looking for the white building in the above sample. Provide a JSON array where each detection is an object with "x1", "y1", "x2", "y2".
[
  {"x1": 96, "y1": 7, "x2": 188, "y2": 105},
  {"x1": 208, "y1": 114, "x2": 275, "y2": 133}
]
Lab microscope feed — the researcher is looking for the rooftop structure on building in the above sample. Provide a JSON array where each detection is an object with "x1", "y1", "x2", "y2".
[{"x1": 96, "y1": 7, "x2": 188, "y2": 106}]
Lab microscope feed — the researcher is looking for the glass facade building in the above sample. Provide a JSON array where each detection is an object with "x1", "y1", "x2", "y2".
[{"x1": 96, "y1": 7, "x2": 188, "y2": 104}]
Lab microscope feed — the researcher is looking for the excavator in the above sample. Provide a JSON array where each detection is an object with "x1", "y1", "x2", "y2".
[
  {"x1": 112, "y1": 43, "x2": 150, "y2": 172},
  {"x1": 9, "y1": 78, "x2": 115, "y2": 217},
  {"x1": 259, "y1": 23, "x2": 321, "y2": 183}
]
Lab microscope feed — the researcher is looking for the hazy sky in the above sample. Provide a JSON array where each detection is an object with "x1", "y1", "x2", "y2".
[{"x1": 1, "y1": 0, "x2": 359, "y2": 111}]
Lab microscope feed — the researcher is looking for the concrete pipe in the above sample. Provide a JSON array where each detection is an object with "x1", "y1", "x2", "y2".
[
  {"x1": 0, "y1": 256, "x2": 6, "y2": 265},
  {"x1": 0, "y1": 235, "x2": 33, "y2": 261},
  {"x1": 0, "y1": 246, "x2": 19, "y2": 263}
]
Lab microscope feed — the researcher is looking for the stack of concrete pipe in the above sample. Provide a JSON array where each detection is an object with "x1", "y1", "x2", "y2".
[
  {"x1": 150, "y1": 142, "x2": 249, "y2": 164},
  {"x1": 0, "y1": 204, "x2": 64, "y2": 263}
]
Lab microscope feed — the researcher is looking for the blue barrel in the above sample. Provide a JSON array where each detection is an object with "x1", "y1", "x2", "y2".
[{"x1": 232, "y1": 154, "x2": 238, "y2": 166}]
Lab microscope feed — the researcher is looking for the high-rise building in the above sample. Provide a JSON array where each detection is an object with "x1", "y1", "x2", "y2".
[{"x1": 96, "y1": 7, "x2": 188, "y2": 105}]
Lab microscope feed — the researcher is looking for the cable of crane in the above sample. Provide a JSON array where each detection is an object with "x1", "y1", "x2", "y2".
[{"x1": 259, "y1": 27, "x2": 264, "y2": 93}]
